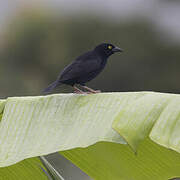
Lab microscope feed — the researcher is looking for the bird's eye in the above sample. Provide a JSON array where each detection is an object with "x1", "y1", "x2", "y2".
[{"x1": 108, "y1": 45, "x2": 112, "y2": 50}]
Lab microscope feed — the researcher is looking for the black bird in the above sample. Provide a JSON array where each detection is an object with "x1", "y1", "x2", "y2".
[{"x1": 43, "y1": 43, "x2": 123, "y2": 94}]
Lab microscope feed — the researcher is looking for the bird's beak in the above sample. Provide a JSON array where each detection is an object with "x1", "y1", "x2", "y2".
[{"x1": 112, "y1": 47, "x2": 123, "y2": 53}]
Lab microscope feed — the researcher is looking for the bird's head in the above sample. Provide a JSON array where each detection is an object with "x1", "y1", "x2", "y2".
[{"x1": 94, "y1": 43, "x2": 123, "y2": 58}]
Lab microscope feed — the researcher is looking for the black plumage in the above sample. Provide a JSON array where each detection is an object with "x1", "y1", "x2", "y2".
[{"x1": 43, "y1": 43, "x2": 122, "y2": 94}]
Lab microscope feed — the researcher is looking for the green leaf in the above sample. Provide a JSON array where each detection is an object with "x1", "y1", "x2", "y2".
[
  {"x1": 0, "y1": 157, "x2": 47, "y2": 180},
  {"x1": 1, "y1": 92, "x2": 180, "y2": 179},
  {"x1": 0, "y1": 93, "x2": 127, "y2": 167},
  {"x1": 60, "y1": 139, "x2": 180, "y2": 180},
  {"x1": 112, "y1": 92, "x2": 172, "y2": 151},
  {"x1": 0, "y1": 100, "x2": 6, "y2": 122}
]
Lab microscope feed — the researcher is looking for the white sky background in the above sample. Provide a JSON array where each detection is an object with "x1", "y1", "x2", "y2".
[{"x1": 1, "y1": 0, "x2": 180, "y2": 43}]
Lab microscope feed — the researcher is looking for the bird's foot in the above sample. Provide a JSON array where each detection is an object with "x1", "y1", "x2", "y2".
[
  {"x1": 80, "y1": 85, "x2": 101, "y2": 94},
  {"x1": 74, "y1": 89, "x2": 86, "y2": 94},
  {"x1": 74, "y1": 89, "x2": 100, "y2": 94},
  {"x1": 87, "y1": 90, "x2": 101, "y2": 94},
  {"x1": 93, "y1": 90, "x2": 101, "y2": 93},
  {"x1": 73, "y1": 86, "x2": 86, "y2": 94},
  {"x1": 73, "y1": 85, "x2": 101, "y2": 94}
]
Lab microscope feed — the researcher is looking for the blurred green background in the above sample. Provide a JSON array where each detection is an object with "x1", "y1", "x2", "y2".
[{"x1": 1, "y1": 1, "x2": 180, "y2": 98}]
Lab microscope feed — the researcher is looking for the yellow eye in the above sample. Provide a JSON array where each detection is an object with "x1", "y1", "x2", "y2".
[{"x1": 108, "y1": 45, "x2": 112, "y2": 50}]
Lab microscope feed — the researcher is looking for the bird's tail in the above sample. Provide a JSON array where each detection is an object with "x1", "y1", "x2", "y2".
[{"x1": 43, "y1": 80, "x2": 61, "y2": 94}]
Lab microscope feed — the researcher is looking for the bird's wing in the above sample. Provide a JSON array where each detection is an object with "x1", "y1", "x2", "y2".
[{"x1": 58, "y1": 52, "x2": 101, "y2": 82}]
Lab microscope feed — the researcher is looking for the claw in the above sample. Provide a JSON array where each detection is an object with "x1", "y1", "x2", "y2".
[
  {"x1": 79, "y1": 85, "x2": 101, "y2": 94},
  {"x1": 74, "y1": 90, "x2": 84, "y2": 94},
  {"x1": 73, "y1": 85, "x2": 86, "y2": 94},
  {"x1": 94, "y1": 90, "x2": 101, "y2": 93}
]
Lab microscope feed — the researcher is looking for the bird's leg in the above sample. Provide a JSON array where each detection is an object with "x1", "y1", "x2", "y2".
[
  {"x1": 79, "y1": 85, "x2": 101, "y2": 93},
  {"x1": 73, "y1": 85, "x2": 86, "y2": 94}
]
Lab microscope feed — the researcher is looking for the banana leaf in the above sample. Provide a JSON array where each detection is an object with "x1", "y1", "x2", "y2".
[{"x1": 0, "y1": 92, "x2": 180, "y2": 179}]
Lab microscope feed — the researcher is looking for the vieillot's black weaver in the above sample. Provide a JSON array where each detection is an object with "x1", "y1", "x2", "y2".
[{"x1": 43, "y1": 43, "x2": 123, "y2": 94}]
